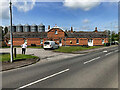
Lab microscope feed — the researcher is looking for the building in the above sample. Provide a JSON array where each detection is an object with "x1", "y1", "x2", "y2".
[{"x1": 4, "y1": 25, "x2": 108, "y2": 46}]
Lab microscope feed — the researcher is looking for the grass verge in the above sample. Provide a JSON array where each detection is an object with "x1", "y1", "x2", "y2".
[
  {"x1": 0, "y1": 54, "x2": 39, "y2": 62},
  {"x1": 54, "y1": 46, "x2": 102, "y2": 53}
]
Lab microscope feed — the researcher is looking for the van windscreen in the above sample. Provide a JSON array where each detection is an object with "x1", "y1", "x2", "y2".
[{"x1": 44, "y1": 42, "x2": 49, "y2": 44}]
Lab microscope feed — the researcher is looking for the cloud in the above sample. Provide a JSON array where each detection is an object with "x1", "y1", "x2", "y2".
[
  {"x1": 63, "y1": 0, "x2": 101, "y2": 11},
  {"x1": 81, "y1": 26, "x2": 91, "y2": 30},
  {"x1": 82, "y1": 19, "x2": 90, "y2": 24},
  {"x1": 0, "y1": 0, "x2": 10, "y2": 20},
  {"x1": 114, "y1": 25, "x2": 118, "y2": 28},
  {"x1": 0, "y1": 0, "x2": 36, "y2": 20},
  {"x1": 13, "y1": 0, "x2": 36, "y2": 12}
]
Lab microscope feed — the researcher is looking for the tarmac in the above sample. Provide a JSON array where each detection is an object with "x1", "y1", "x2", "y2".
[{"x1": 1, "y1": 45, "x2": 118, "y2": 71}]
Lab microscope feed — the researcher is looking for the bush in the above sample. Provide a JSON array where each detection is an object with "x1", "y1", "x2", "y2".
[
  {"x1": 105, "y1": 43, "x2": 110, "y2": 46},
  {"x1": 31, "y1": 44, "x2": 36, "y2": 46}
]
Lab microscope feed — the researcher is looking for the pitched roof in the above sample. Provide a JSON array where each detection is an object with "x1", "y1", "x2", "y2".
[
  {"x1": 4, "y1": 32, "x2": 47, "y2": 38},
  {"x1": 65, "y1": 32, "x2": 108, "y2": 38}
]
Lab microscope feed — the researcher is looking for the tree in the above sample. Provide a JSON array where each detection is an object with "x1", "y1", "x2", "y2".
[
  {"x1": 4, "y1": 27, "x2": 8, "y2": 35},
  {"x1": 111, "y1": 31, "x2": 115, "y2": 41},
  {"x1": 105, "y1": 30, "x2": 111, "y2": 43},
  {"x1": 0, "y1": 26, "x2": 4, "y2": 40}
]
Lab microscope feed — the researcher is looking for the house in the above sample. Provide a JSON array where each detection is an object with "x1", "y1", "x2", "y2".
[{"x1": 4, "y1": 25, "x2": 108, "y2": 46}]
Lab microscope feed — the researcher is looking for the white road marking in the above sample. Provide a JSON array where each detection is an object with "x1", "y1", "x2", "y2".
[
  {"x1": 114, "y1": 50, "x2": 118, "y2": 53},
  {"x1": 84, "y1": 57, "x2": 100, "y2": 64},
  {"x1": 105, "y1": 52, "x2": 113, "y2": 56},
  {"x1": 15, "y1": 68, "x2": 69, "y2": 90},
  {"x1": 103, "y1": 50, "x2": 107, "y2": 53}
]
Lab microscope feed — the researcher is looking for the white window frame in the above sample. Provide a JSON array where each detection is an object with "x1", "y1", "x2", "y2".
[
  {"x1": 55, "y1": 30, "x2": 58, "y2": 34},
  {"x1": 24, "y1": 39, "x2": 27, "y2": 44},
  {"x1": 102, "y1": 39, "x2": 104, "y2": 44},
  {"x1": 88, "y1": 39, "x2": 92, "y2": 43},
  {"x1": 40, "y1": 39, "x2": 43, "y2": 44},
  {"x1": 76, "y1": 39, "x2": 79, "y2": 44},
  {"x1": 8, "y1": 40, "x2": 11, "y2": 44}
]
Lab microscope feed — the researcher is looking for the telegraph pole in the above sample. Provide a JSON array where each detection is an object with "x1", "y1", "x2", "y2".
[{"x1": 10, "y1": 0, "x2": 13, "y2": 63}]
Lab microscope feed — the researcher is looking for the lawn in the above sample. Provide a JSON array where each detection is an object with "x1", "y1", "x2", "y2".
[
  {"x1": 0, "y1": 54, "x2": 39, "y2": 62},
  {"x1": 27, "y1": 46, "x2": 43, "y2": 48},
  {"x1": 54, "y1": 46, "x2": 102, "y2": 53}
]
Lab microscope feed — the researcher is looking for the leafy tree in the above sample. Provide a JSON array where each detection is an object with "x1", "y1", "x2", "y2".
[
  {"x1": 4, "y1": 27, "x2": 8, "y2": 35},
  {"x1": 0, "y1": 26, "x2": 4, "y2": 40}
]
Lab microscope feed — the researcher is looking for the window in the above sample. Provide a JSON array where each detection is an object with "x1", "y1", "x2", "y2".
[
  {"x1": 24, "y1": 39, "x2": 27, "y2": 44},
  {"x1": 59, "y1": 39, "x2": 62, "y2": 43},
  {"x1": 55, "y1": 42, "x2": 57, "y2": 44},
  {"x1": 76, "y1": 39, "x2": 79, "y2": 44},
  {"x1": 8, "y1": 40, "x2": 11, "y2": 44},
  {"x1": 44, "y1": 42, "x2": 49, "y2": 45},
  {"x1": 40, "y1": 39, "x2": 43, "y2": 44},
  {"x1": 102, "y1": 39, "x2": 104, "y2": 44},
  {"x1": 55, "y1": 30, "x2": 58, "y2": 34},
  {"x1": 88, "y1": 39, "x2": 92, "y2": 43}
]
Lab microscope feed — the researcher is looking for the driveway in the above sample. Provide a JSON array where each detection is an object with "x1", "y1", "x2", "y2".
[{"x1": 0, "y1": 48, "x2": 82, "y2": 61}]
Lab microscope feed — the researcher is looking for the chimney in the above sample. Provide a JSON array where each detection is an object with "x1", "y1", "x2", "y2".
[
  {"x1": 71, "y1": 27, "x2": 73, "y2": 33},
  {"x1": 48, "y1": 25, "x2": 50, "y2": 30},
  {"x1": 95, "y1": 27, "x2": 98, "y2": 32}
]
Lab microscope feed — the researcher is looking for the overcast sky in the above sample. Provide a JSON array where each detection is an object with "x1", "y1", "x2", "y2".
[{"x1": 0, "y1": 0, "x2": 119, "y2": 32}]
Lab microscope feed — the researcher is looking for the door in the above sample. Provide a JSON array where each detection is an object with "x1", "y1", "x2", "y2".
[
  {"x1": 59, "y1": 38, "x2": 62, "y2": 46},
  {"x1": 88, "y1": 39, "x2": 93, "y2": 46}
]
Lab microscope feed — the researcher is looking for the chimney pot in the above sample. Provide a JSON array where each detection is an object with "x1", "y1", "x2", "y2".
[
  {"x1": 71, "y1": 27, "x2": 73, "y2": 33},
  {"x1": 48, "y1": 25, "x2": 50, "y2": 30},
  {"x1": 95, "y1": 27, "x2": 98, "y2": 32}
]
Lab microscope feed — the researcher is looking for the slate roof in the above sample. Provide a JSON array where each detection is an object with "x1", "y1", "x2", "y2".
[
  {"x1": 4, "y1": 31, "x2": 108, "y2": 39},
  {"x1": 65, "y1": 32, "x2": 108, "y2": 38},
  {"x1": 4, "y1": 32, "x2": 47, "y2": 38}
]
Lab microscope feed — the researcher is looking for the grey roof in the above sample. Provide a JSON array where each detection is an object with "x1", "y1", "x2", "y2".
[
  {"x1": 65, "y1": 32, "x2": 108, "y2": 38},
  {"x1": 17, "y1": 24, "x2": 22, "y2": 26},
  {"x1": 24, "y1": 24, "x2": 30, "y2": 26},
  {"x1": 39, "y1": 23, "x2": 45, "y2": 26},
  {"x1": 31, "y1": 24, "x2": 37, "y2": 26},
  {"x1": 4, "y1": 31, "x2": 108, "y2": 39},
  {"x1": 4, "y1": 32, "x2": 47, "y2": 38}
]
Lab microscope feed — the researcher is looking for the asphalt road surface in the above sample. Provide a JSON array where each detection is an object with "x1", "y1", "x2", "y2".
[{"x1": 2, "y1": 46, "x2": 119, "y2": 89}]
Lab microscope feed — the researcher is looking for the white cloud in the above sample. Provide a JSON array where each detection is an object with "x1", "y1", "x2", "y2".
[
  {"x1": 63, "y1": 0, "x2": 101, "y2": 11},
  {"x1": 0, "y1": 0, "x2": 36, "y2": 20},
  {"x1": 83, "y1": 19, "x2": 90, "y2": 24},
  {"x1": 0, "y1": 0, "x2": 10, "y2": 19},
  {"x1": 13, "y1": 0, "x2": 36, "y2": 12},
  {"x1": 82, "y1": 26, "x2": 90, "y2": 30}
]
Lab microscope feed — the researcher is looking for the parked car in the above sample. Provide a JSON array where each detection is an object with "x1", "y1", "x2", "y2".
[{"x1": 44, "y1": 41, "x2": 59, "y2": 50}]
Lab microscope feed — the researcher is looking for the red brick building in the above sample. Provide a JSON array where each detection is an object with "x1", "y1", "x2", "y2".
[{"x1": 4, "y1": 26, "x2": 108, "y2": 46}]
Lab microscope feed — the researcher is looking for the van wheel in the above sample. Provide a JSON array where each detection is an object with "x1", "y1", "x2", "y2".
[
  {"x1": 44, "y1": 48, "x2": 47, "y2": 50},
  {"x1": 51, "y1": 47, "x2": 54, "y2": 50}
]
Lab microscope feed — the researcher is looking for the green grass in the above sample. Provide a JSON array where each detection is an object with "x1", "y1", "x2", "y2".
[
  {"x1": 1, "y1": 46, "x2": 10, "y2": 48},
  {"x1": 0, "y1": 54, "x2": 39, "y2": 62},
  {"x1": 54, "y1": 46, "x2": 102, "y2": 53},
  {"x1": 27, "y1": 46, "x2": 43, "y2": 48}
]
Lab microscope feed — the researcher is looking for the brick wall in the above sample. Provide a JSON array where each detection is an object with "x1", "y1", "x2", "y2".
[
  {"x1": 4, "y1": 28, "x2": 108, "y2": 46},
  {"x1": 27, "y1": 38, "x2": 41, "y2": 46},
  {"x1": 47, "y1": 28, "x2": 65, "y2": 39}
]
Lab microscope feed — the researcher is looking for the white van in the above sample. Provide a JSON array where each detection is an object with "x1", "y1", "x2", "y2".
[{"x1": 44, "y1": 41, "x2": 59, "y2": 50}]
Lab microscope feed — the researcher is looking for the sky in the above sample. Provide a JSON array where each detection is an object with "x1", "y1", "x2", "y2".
[{"x1": 0, "y1": 0, "x2": 119, "y2": 32}]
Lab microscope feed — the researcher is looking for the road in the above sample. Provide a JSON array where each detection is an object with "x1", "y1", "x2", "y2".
[{"x1": 2, "y1": 46, "x2": 119, "y2": 89}]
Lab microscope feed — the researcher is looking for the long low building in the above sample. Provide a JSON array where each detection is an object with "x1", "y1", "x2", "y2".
[{"x1": 4, "y1": 25, "x2": 108, "y2": 46}]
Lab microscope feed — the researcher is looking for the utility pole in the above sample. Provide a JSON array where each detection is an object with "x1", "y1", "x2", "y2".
[{"x1": 10, "y1": 0, "x2": 13, "y2": 63}]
